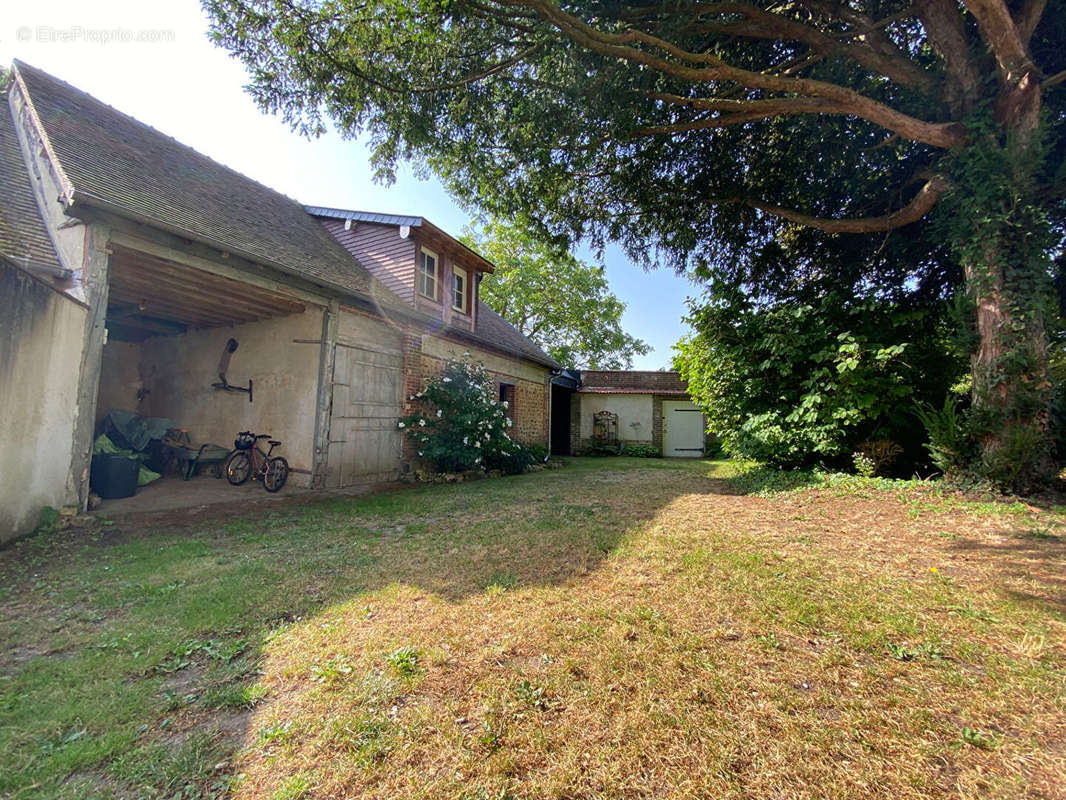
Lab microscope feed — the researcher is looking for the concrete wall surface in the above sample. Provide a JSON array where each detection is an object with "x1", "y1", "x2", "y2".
[
  {"x1": 0, "y1": 262, "x2": 87, "y2": 540},
  {"x1": 578, "y1": 393, "x2": 654, "y2": 445},
  {"x1": 135, "y1": 309, "x2": 324, "y2": 486}
]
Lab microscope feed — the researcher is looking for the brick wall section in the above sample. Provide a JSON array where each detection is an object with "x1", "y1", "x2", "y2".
[
  {"x1": 416, "y1": 352, "x2": 549, "y2": 448},
  {"x1": 400, "y1": 328, "x2": 424, "y2": 464},
  {"x1": 569, "y1": 392, "x2": 581, "y2": 455},
  {"x1": 513, "y1": 379, "x2": 547, "y2": 445}
]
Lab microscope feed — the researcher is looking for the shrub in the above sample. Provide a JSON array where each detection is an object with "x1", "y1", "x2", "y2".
[
  {"x1": 484, "y1": 442, "x2": 536, "y2": 475},
  {"x1": 400, "y1": 356, "x2": 523, "y2": 473},
  {"x1": 854, "y1": 439, "x2": 903, "y2": 476},
  {"x1": 675, "y1": 287, "x2": 965, "y2": 470},
  {"x1": 622, "y1": 444, "x2": 660, "y2": 458},
  {"x1": 914, "y1": 398, "x2": 973, "y2": 476},
  {"x1": 584, "y1": 440, "x2": 622, "y2": 456}
]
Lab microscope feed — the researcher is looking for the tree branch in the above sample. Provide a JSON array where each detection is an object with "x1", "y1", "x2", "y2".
[
  {"x1": 747, "y1": 176, "x2": 950, "y2": 233},
  {"x1": 506, "y1": 0, "x2": 966, "y2": 149},
  {"x1": 914, "y1": 0, "x2": 981, "y2": 111},
  {"x1": 636, "y1": 2, "x2": 935, "y2": 91},
  {"x1": 637, "y1": 93, "x2": 855, "y2": 133},
  {"x1": 962, "y1": 0, "x2": 1035, "y2": 82},
  {"x1": 1013, "y1": 0, "x2": 1047, "y2": 44},
  {"x1": 1045, "y1": 69, "x2": 1066, "y2": 88}
]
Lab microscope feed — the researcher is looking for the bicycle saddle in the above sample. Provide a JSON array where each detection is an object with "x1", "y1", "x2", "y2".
[{"x1": 268, "y1": 440, "x2": 281, "y2": 447}]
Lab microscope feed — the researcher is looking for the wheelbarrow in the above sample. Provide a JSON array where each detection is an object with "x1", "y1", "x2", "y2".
[{"x1": 165, "y1": 443, "x2": 232, "y2": 480}]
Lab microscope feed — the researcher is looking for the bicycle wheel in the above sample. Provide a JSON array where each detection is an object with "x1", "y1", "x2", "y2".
[
  {"x1": 225, "y1": 451, "x2": 252, "y2": 485},
  {"x1": 263, "y1": 457, "x2": 289, "y2": 492}
]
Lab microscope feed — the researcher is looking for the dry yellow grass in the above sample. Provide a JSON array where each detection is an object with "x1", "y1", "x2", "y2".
[{"x1": 219, "y1": 463, "x2": 1066, "y2": 800}]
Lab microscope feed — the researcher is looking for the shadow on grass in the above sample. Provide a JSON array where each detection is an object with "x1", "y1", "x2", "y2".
[
  {"x1": 947, "y1": 524, "x2": 1066, "y2": 618},
  {"x1": 0, "y1": 459, "x2": 736, "y2": 799}
]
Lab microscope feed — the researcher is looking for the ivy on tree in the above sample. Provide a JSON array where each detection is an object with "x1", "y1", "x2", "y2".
[
  {"x1": 461, "y1": 219, "x2": 649, "y2": 369},
  {"x1": 207, "y1": 0, "x2": 1066, "y2": 490}
]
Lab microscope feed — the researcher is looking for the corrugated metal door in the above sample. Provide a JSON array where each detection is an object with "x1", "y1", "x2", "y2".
[{"x1": 326, "y1": 340, "x2": 403, "y2": 487}]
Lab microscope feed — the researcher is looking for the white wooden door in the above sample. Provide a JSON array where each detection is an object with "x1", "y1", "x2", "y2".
[
  {"x1": 326, "y1": 340, "x2": 403, "y2": 487},
  {"x1": 663, "y1": 400, "x2": 705, "y2": 457}
]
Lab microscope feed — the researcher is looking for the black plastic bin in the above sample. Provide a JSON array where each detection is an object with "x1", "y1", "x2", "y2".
[{"x1": 90, "y1": 453, "x2": 139, "y2": 499}]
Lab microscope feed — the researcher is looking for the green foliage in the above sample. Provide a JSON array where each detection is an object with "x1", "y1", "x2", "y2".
[
  {"x1": 852, "y1": 452, "x2": 877, "y2": 478},
  {"x1": 383, "y1": 646, "x2": 422, "y2": 678},
  {"x1": 622, "y1": 444, "x2": 660, "y2": 458},
  {"x1": 401, "y1": 356, "x2": 523, "y2": 473},
  {"x1": 462, "y1": 219, "x2": 649, "y2": 368},
  {"x1": 583, "y1": 439, "x2": 623, "y2": 456},
  {"x1": 204, "y1": 0, "x2": 1066, "y2": 488},
  {"x1": 484, "y1": 443, "x2": 536, "y2": 475},
  {"x1": 34, "y1": 507, "x2": 61, "y2": 536},
  {"x1": 914, "y1": 398, "x2": 975, "y2": 477},
  {"x1": 675, "y1": 289, "x2": 963, "y2": 469},
  {"x1": 934, "y1": 120, "x2": 1058, "y2": 491}
]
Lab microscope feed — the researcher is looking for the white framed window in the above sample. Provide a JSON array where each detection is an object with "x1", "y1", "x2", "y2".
[
  {"x1": 418, "y1": 248, "x2": 438, "y2": 300},
  {"x1": 452, "y1": 266, "x2": 468, "y2": 313}
]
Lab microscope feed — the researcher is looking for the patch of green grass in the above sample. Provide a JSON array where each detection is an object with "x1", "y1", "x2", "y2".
[
  {"x1": 329, "y1": 714, "x2": 395, "y2": 767},
  {"x1": 2, "y1": 458, "x2": 1063, "y2": 798},
  {"x1": 383, "y1": 646, "x2": 422, "y2": 679},
  {"x1": 272, "y1": 772, "x2": 314, "y2": 800}
]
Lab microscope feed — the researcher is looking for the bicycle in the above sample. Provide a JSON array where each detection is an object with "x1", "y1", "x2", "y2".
[{"x1": 224, "y1": 432, "x2": 289, "y2": 492}]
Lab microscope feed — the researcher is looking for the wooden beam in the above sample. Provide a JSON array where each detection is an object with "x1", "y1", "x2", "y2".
[
  {"x1": 110, "y1": 258, "x2": 304, "y2": 318},
  {"x1": 107, "y1": 285, "x2": 249, "y2": 327}
]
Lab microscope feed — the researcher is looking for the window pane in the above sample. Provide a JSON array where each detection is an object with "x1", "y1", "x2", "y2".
[
  {"x1": 420, "y1": 251, "x2": 436, "y2": 298},
  {"x1": 453, "y1": 271, "x2": 465, "y2": 311}
]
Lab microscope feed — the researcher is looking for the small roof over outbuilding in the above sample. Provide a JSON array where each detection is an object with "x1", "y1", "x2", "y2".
[{"x1": 578, "y1": 370, "x2": 690, "y2": 395}]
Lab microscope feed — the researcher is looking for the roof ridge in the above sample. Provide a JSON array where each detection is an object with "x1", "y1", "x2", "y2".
[
  {"x1": 13, "y1": 59, "x2": 313, "y2": 218},
  {"x1": 10, "y1": 62, "x2": 74, "y2": 204}
]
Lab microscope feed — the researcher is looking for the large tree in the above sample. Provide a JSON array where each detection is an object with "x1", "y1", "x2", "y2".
[
  {"x1": 461, "y1": 219, "x2": 650, "y2": 368},
  {"x1": 207, "y1": 0, "x2": 1066, "y2": 488}
]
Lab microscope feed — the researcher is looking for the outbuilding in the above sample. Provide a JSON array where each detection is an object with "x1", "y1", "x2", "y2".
[{"x1": 570, "y1": 371, "x2": 707, "y2": 457}]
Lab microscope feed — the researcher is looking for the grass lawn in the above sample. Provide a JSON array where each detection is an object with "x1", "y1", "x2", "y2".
[{"x1": 1, "y1": 458, "x2": 1064, "y2": 799}]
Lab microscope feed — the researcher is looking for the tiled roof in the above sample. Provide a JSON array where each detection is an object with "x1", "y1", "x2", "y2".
[
  {"x1": 10, "y1": 61, "x2": 557, "y2": 370},
  {"x1": 304, "y1": 206, "x2": 424, "y2": 228},
  {"x1": 13, "y1": 60, "x2": 386, "y2": 301},
  {"x1": 579, "y1": 371, "x2": 689, "y2": 394},
  {"x1": 444, "y1": 303, "x2": 560, "y2": 370},
  {"x1": 0, "y1": 100, "x2": 60, "y2": 268},
  {"x1": 578, "y1": 387, "x2": 689, "y2": 395}
]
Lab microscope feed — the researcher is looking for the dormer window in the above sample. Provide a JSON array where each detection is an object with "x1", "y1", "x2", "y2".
[
  {"x1": 452, "y1": 266, "x2": 468, "y2": 313},
  {"x1": 419, "y1": 248, "x2": 439, "y2": 300}
]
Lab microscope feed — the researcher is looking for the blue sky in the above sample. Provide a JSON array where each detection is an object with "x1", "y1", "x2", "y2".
[{"x1": 1, "y1": 1, "x2": 697, "y2": 369}]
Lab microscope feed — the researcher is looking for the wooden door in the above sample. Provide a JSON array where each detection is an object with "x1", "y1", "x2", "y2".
[{"x1": 326, "y1": 337, "x2": 403, "y2": 487}]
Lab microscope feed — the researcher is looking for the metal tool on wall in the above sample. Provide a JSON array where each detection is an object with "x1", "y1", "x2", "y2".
[{"x1": 211, "y1": 338, "x2": 253, "y2": 402}]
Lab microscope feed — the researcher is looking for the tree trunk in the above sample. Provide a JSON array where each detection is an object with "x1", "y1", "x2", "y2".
[
  {"x1": 959, "y1": 83, "x2": 1054, "y2": 491},
  {"x1": 963, "y1": 250, "x2": 1053, "y2": 491}
]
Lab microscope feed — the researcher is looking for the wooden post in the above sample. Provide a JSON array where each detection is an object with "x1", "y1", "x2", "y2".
[
  {"x1": 68, "y1": 222, "x2": 111, "y2": 511},
  {"x1": 311, "y1": 299, "x2": 339, "y2": 488}
]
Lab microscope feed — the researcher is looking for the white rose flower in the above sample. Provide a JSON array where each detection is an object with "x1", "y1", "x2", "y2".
[
  {"x1": 474, "y1": 441, "x2": 481, "y2": 448},
  {"x1": 436, "y1": 409, "x2": 443, "y2": 417},
  {"x1": 397, "y1": 421, "x2": 406, "y2": 429},
  {"x1": 418, "y1": 450, "x2": 423, "y2": 456},
  {"x1": 463, "y1": 436, "x2": 469, "y2": 445},
  {"x1": 442, "y1": 377, "x2": 451, "y2": 383},
  {"x1": 418, "y1": 419, "x2": 426, "y2": 427}
]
